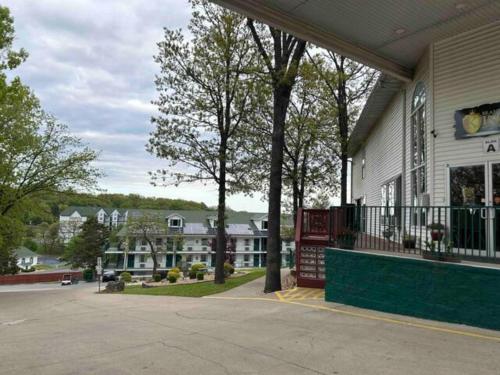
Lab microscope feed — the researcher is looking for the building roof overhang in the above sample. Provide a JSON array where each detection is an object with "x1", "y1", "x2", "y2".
[{"x1": 212, "y1": 0, "x2": 500, "y2": 82}]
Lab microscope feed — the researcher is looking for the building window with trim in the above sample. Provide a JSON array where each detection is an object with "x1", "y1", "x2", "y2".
[
  {"x1": 410, "y1": 82, "x2": 427, "y2": 224},
  {"x1": 381, "y1": 176, "x2": 402, "y2": 226}
]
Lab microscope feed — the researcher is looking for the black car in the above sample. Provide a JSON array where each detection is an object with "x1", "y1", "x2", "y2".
[{"x1": 102, "y1": 270, "x2": 116, "y2": 282}]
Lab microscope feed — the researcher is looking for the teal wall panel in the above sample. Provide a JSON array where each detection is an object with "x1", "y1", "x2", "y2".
[{"x1": 325, "y1": 248, "x2": 500, "y2": 331}]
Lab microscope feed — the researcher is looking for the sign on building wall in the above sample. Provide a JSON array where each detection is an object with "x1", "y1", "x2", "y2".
[
  {"x1": 483, "y1": 138, "x2": 499, "y2": 154},
  {"x1": 455, "y1": 102, "x2": 500, "y2": 139}
]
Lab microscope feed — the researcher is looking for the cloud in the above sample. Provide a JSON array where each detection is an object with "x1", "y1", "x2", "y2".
[{"x1": 2, "y1": 0, "x2": 268, "y2": 212}]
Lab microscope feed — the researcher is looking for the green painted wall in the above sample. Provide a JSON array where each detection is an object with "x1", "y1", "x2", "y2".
[{"x1": 325, "y1": 248, "x2": 500, "y2": 331}]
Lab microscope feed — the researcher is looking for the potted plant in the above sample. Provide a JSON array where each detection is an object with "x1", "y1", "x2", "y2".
[
  {"x1": 402, "y1": 233, "x2": 416, "y2": 249},
  {"x1": 422, "y1": 238, "x2": 461, "y2": 263},
  {"x1": 427, "y1": 222, "x2": 445, "y2": 241},
  {"x1": 336, "y1": 228, "x2": 357, "y2": 249},
  {"x1": 382, "y1": 226, "x2": 394, "y2": 240}
]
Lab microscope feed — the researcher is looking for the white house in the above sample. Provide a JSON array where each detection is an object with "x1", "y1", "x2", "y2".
[
  {"x1": 14, "y1": 247, "x2": 38, "y2": 270},
  {"x1": 104, "y1": 209, "x2": 295, "y2": 275}
]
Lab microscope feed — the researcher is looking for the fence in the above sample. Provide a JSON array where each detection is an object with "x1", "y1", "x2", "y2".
[
  {"x1": 0, "y1": 270, "x2": 83, "y2": 285},
  {"x1": 295, "y1": 206, "x2": 500, "y2": 288}
]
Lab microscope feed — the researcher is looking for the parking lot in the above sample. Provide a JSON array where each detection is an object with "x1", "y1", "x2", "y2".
[{"x1": 1, "y1": 278, "x2": 500, "y2": 375}]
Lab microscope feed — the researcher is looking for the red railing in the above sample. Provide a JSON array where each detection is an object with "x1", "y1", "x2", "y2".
[{"x1": 0, "y1": 271, "x2": 82, "y2": 285}]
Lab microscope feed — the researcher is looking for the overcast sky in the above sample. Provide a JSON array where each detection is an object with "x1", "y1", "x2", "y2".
[{"x1": 4, "y1": 0, "x2": 267, "y2": 211}]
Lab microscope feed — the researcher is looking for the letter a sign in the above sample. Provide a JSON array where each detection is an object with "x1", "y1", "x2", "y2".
[{"x1": 483, "y1": 138, "x2": 499, "y2": 154}]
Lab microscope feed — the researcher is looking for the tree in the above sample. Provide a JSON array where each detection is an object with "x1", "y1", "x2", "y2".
[
  {"x1": 308, "y1": 52, "x2": 377, "y2": 205},
  {"x1": 39, "y1": 222, "x2": 63, "y2": 254},
  {"x1": 127, "y1": 213, "x2": 168, "y2": 276},
  {"x1": 64, "y1": 217, "x2": 109, "y2": 270},
  {"x1": 149, "y1": 0, "x2": 260, "y2": 283},
  {"x1": 247, "y1": 19, "x2": 307, "y2": 292},
  {"x1": 0, "y1": 6, "x2": 99, "y2": 266}
]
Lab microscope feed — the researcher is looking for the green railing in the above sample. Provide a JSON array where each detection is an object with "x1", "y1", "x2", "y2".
[{"x1": 330, "y1": 205, "x2": 500, "y2": 263}]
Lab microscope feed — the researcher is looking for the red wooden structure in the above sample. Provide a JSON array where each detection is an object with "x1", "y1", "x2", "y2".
[{"x1": 295, "y1": 207, "x2": 355, "y2": 288}]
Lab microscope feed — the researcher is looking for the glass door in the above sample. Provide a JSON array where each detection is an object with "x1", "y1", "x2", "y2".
[{"x1": 449, "y1": 165, "x2": 486, "y2": 252}]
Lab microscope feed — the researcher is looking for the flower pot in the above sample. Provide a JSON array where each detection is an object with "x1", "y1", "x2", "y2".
[
  {"x1": 403, "y1": 239, "x2": 416, "y2": 249},
  {"x1": 337, "y1": 235, "x2": 356, "y2": 250},
  {"x1": 430, "y1": 231, "x2": 444, "y2": 241},
  {"x1": 422, "y1": 250, "x2": 461, "y2": 263}
]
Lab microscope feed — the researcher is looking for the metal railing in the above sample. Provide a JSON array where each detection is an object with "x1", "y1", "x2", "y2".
[{"x1": 299, "y1": 206, "x2": 500, "y2": 263}]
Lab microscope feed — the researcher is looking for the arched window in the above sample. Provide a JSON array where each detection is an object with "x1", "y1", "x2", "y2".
[{"x1": 410, "y1": 82, "x2": 427, "y2": 213}]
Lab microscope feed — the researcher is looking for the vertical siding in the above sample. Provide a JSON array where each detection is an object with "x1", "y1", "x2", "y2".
[
  {"x1": 433, "y1": 21, "x2": 500, "y2": 204},
  {"x1": 352, "y1": 92, "x2": 404, "y2": 206}
]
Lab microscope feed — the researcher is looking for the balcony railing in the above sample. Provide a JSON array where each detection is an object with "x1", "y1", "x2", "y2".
[{"x1": 298, "y1": 206, "x2": 500, "y2": 263}]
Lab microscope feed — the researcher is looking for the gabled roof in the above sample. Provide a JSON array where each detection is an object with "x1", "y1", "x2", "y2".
[
  {"x1": 348, "y1": 74, "x2": 403, "y2": 156},
  {"x1": 60, "y1": 206, "x2": 127, "y2": 217},
  {"x1": 14, "y1": 247, "x2": 38, "y2": 258}
]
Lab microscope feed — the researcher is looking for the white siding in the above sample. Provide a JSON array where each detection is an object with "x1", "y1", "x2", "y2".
[
  {"x1": 352, "y1": 91, "x2": 404, "y2": 206},
  {"x1": 433, "y1": 21, "x2": 500, "y2": 205}
]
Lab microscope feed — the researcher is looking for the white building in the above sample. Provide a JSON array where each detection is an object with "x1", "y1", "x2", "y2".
[
  {"x1": 104, "y1": 209, "x2": 295, "y2": 274},
  {"x1": 14, "y1": 247, "x2": 38, "y2": 270},
  {"x1": 59, "y1": 207, "x2": 128, "y2": 242}
]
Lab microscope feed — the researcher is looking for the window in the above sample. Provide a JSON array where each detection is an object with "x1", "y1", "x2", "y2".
[
  {"x1": 381, "y1": 176, "x2": 402, "y2": 226},
  {"x1": 29, "y1": 257, "x2": 33, "y2": 263},
  {"x1": 244, "y1": 254, "x2": 250, "y2": 262},
  {"x1": 140, "y1": 255, "x2": 146, "y2": 263},
  {"x1": 244, "y1": 239, "x2": 250, "y2": 246},
  {"x1": 187, "y1": 246, "x2": 193, "y2": 251},
  {"x1": 141, "y1": 239, "x2": 147, "y2": 246},
  {"x1": 200, "y1": 254, "x2": 207, "y2": 262},
  {"x1": 261, "y1": 220, "x2": 268, "y2": 230},
  {"x1": 169, "y1": 218, "x2": 181, "y2": 227},
  {"x1": 155, "y1": 238, "x2": 162, "y2": 246},
  {"x1": 411, "y1": 82, "x2": 427, "y2": 207},
  {"x1": 201, "y1": 238, "x2": 209, "y2": 246},
  {"x1": 187, "y1": 255, "x2": 193, "y2": 262}
]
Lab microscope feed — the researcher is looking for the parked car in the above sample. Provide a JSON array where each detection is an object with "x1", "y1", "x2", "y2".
[{"x1": 102, "y1": 270, "x2": 116, "y2": 282}]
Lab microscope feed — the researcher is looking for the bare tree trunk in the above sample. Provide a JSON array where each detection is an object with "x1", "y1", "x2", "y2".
[
  {"x1": 148, "y1": 240, "x2": 158, "y2": 276},
  {"x1": 265, "y1": 85, "x2": 290, "y2": 293},
  {"x1": 214, "y1": 138, "x2": 227, "y2": 284}
]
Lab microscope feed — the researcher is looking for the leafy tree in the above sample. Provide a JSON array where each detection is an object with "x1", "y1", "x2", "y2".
[
  {"x1": 308, "y1": 52, "x2": 377, "y2": 205},
  {"x1": 127, "y1": 212, "x2": 168, "y2": 276},
  {"x1": 0, "y1": 246, "x2": 17, "y2": 275},
  {"x1": 39, "y1": 222, "x2": 64, "y2": 254},
  {"x1": 247, "y1": 19, "x2": 307, "y2": 292},
  {"x1": 149, "y1": 0, "x2": 260, "y2": 284},
  {"x1": 0, "y1": 6, "x2": 99, "y2": 267},
  {"x1": 64, "y1": 217, "x2": 109, "y2": 270}
]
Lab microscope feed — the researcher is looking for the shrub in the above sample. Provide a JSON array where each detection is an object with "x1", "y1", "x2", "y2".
[
  {"x1": 83, "y1": 269, "x2": 94, "y2": 282},
  {"x1": 158, "y1": 270, "x2": 167, "y2": 280},
  {"x1": 189, "y1": 271, "x2": 197, "y2": 279},
  {"x1": 170, "y1": 267, "x2": 181, "y2": 273},
  {"x1": 168, "y1": 274, "x2": 177, "y2": 283},
  {"x1": 167, "y1": 271, "x2": 180, "y2": 280},
  {"x1": 223, "y1": 262, "x2": 235, "y2": 277},
  {"x1": 190, "y1": 263, "x2": 205, "y2": 273},
  {"x1": 196, "y1": 272, "x2": 204, "y2": 281},
  {"x1": 153, "y1": 273, "x2": 162, "y2": 282},
  {"x1": 120, "y1": 271, "x2": 132, "y2": 283},
  {"x1": 20, "y1": 266, "x2": 36, "y2": 273}
]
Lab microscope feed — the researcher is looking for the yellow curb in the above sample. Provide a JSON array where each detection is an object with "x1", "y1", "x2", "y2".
[{"x1": 203, "y1": 295, "x2": 500, "y2": 342}]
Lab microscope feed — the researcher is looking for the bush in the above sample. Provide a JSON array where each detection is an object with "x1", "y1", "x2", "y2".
[
  {"x1": 168, "y1": 274, "x2": 177, "y2": 283},
  {"x1": 83, "y1": 269, "x2": 94, "y2": 282},
  {"x1": 158, "y1": 270, "x2": 167, "y2": 280},
  {"x1": 20, "y1": 266, "x2": 36, "y2": 273},
  {"x1": 189, "y1": 270, "x2": 197, "y2": 279},
  {"x1": 196, "y1": 272, "x2": 204, "y2": 281},
  {"x1": 170, "y1": 267, "x2": 180, "y2": 273},
  {"x1": 120, "y1": 271, "x2": 132, "y2": 283},
  {"x1": 190, "y1": 263, "x2": 205, "y2": 273},
  {"x1": 153, "y1": 273, "x2": 161, "y2": 282},
  {"x1": 223, "y1": 262, "x2": 235, "y2": 277},
  {"x1": 167, "y1": 270, "x2": 180, "y2": 280}
]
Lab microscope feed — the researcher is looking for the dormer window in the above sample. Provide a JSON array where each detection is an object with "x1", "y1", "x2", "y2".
[
  {"x1": 169, "y1": 218, "x2": 182, "y2": 227},
  {"x1": 261, "y1": 220, "x2": 268, "y2": 230}
]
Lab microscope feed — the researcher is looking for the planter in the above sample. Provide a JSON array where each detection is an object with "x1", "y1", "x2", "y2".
[
  {"x1": 337, "y1": 235, "x2": 356, "y2": 250},
  {"x1": 382, "y1": 230, "x2": 394, "y2": 240},
  {"x1": 422, "y1": 251, "x2": 461, "y2": 263},
  {"x1": 430, "y1": 231, "x2": 444, "y2": 241},
  {"x1": 403, "y1": 239, "x2": 416, "y2": 249}
]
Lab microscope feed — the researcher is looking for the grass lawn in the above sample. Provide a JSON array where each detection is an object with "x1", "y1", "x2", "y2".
[{"x1": 122, "y1": 268, "x2": 266, "y2": 297}]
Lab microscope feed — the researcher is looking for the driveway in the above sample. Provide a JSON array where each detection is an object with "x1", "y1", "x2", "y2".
[{"x1": 0, "y1": 278, "x2": 499, "y2": 375}]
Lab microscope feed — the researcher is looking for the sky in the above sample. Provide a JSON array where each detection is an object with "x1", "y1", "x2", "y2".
[{"x1": 4, "y1": 0, "x2": 268, "y2": 212}]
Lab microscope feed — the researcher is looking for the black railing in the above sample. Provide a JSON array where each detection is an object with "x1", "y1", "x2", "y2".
[{"x1": 328, "y1": 205, "x2": 500, "y2": 263}]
